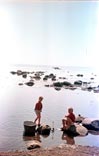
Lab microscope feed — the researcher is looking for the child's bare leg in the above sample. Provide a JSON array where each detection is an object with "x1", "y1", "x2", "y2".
[
  {"x1": 34, "y1": 113, "x2": 39, "y2": 124},
  {"x1": 38, "y1": 113, "x2": 41, "y2": 126},
  {"x1": 34, "y1": 117, "x2": 38, "y2": 123},
  {"x1": 62, "y1": 119, "x2": 66, "y2": 129},
  {"x1": 65, "y1": 118, "x2": 73, "y2": 129}
]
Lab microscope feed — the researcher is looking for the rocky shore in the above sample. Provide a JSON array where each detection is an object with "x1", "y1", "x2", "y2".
[{"x1": 0, "y1": 144, "x2": 99, "y2": 156}]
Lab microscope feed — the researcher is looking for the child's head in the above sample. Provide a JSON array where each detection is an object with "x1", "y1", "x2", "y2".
[
  {"x1": 68, "y1": 108, "x2": 73, "y2": 113},
  {"x1": 39, "y1": 96, "x2": 43, "y2": 101}
]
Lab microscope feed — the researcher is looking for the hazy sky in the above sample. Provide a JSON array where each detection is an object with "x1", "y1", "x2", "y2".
[{"x1": 0, "y1": 1, "x2": 99, "y2": 67}]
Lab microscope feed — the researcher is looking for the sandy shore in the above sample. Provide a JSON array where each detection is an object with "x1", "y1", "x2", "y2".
[{"x1": 0, "y1": 145, "x2": 99, "y2": 156}]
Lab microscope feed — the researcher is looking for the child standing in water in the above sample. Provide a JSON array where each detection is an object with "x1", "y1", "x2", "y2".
[{"x1": 34, "y1": 96, "x2": 43, "y2": 126}]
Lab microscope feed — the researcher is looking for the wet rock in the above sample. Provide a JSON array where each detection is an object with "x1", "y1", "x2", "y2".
[
  {"x1": 74, "y1": 80, "x2": 82, "y2": 86},
  {"x1": 77, "y1": 74, "x2": 83, "y2": 77},
  {"x1": 22, "y1": 73, "x2": 27, "y2": 78},
  {"x1": 53, "y1": 81, "x2": 72, "y2": 88},
  {"x1": 62, "y1": 81, "x2": 72, "y2": 87},
  {"x1": 48, "y1": 73, "x2": 56, "y2": 79},
  {"x1": 25, "y1": 81, "x2": 34, "y2": 86},
  {"x1": 43, "y1": 76, "x2": 48, "y2": 81},
  {"x1": 18, "y1": 83, "x2": 23, "y2": 86},
  {"x1": 17, "y1": 70, "x2": 23, "y2": 76},
  {"x1": 43, "y1": 74, "x2": 56, "y2": 81},
  {"x1": 54, "y1": 87, "x2": 61, "y2": 91},
  {"x1": 62, "y1": 124, "x2": 88, "y2": 137},
  {"x1": 53, "y1": 82, "x2": 63, "y2": 87},
  {"x1": 52, "y1": 77, "x2": 56, "y2": 81},
  {"x1": 45, "y1": 85, "x2": 50, "y2": 87},
  {"x1": 10, "y1": 71, "x2": 16, "y2": 75},
  {"x1": 27, "y1": 140, "x2": 41, "y2": 150},
  {"x1": 90, "y1": 77, "x2": 94, "y2": 80},
  {"x1": 33, "y1": 73, "x2": 41, "y2": 80},
  {"x1": 53, "y1": 67, "x2": 61, "y2": 70},
  {"x1": 93, "y1": 87, "x2": 99, "y2": 93},
  {"x1": 87, "y1": 86, "x2": 93, "y2": 91},
  {"x1": 59, "y1": 77, "x2": 66, "y2": 79},
  {"x1": 36, "y1": 124, "x2": 51, "y2": 135}
]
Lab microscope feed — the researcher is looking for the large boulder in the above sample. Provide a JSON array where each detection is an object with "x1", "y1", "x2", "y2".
[
  {"x1": 62, "y1": 124, "x2": 88, "y2": 137},
  {"x1": 82, "y1": 119, "x2": 99, "y2": 131},
  {"x1": 76, "y1": 116, "x2": 99, "y2": 131},
  {"x1": 75, "y1": 124, "x2": 88, "y2": 136}
]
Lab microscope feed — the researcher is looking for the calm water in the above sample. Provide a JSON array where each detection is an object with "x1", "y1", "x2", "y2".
[{"x1": 0, "y1": 65, "x2": 99, "y2": 151}]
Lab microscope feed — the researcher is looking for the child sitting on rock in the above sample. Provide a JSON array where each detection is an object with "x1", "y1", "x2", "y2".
[{"x1": 62, "y1": 107, "x2": 76, "y2": 130}]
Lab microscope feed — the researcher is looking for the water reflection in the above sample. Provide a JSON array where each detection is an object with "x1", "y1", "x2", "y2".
[
  {"x1": 62, "y1": 132, "x2": 75, "y2": 145},
  {"x1": 23, "y1": 133, "x2": 41, "y2": 142},
  {"x1": 23, "y1": 133, "x2": 42, "y2": 150},
  {"x1": 23, "y1": 131, "x2": 51, "y2": 150},
  {"x1": 89, "y1": 130, "x2": 99, "y2": 135}
]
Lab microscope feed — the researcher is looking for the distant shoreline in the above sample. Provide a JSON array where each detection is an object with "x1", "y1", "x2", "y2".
[{"x1": 11, "y1": 64, "x2": 95, "y2": 69}]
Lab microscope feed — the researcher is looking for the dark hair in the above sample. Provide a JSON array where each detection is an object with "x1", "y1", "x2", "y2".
[{"x1": 39, "y1": 96, "x2": 43, "y2": 100}]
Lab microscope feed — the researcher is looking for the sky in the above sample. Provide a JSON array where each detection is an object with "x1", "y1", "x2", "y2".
[{"x1": 0, "y1": 0, "x2": 99, "y2": 68}]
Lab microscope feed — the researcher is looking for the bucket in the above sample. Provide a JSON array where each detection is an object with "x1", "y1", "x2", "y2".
[{"x1": 24, "y1": 121, "x2": 36, "y2": 136}]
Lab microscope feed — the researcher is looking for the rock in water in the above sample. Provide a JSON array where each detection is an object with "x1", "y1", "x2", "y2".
[
  {"x1": 27, "y1": 140, "x2": 41, "y2": 150},
  {"x1": 24, "y1": 121, "x2": 36, "y2": 136},
  {"x1": 76, "y1": 124, "x2": 88, "y2": 136}
]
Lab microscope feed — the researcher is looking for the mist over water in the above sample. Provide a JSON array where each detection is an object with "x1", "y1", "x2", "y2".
[{"x1": 0, "y1": 65, "x2": 99, "y2": 151}]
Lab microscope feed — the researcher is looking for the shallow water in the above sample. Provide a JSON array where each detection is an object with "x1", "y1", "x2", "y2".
[{"x1": 0, "y1": 65, "x2": 99, "y2": 151}]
